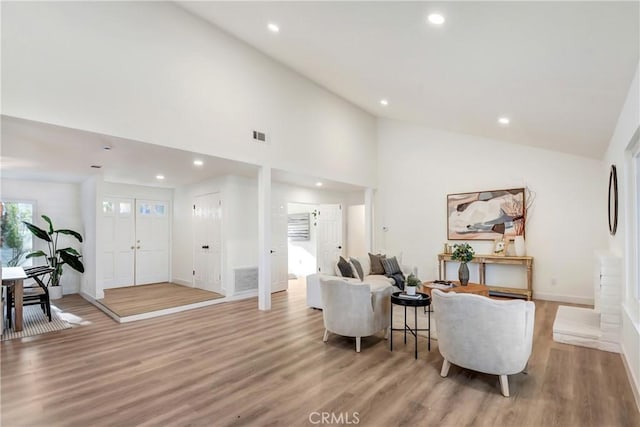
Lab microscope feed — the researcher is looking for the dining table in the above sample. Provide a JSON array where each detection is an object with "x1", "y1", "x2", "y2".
[{"x1": 2, "y1": 266, "x2": 27, "y2": 332}]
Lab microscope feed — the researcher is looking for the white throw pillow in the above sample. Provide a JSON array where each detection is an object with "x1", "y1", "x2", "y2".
[{"x1": 354, "y1": 255, "x2": 371, "y2": 277}]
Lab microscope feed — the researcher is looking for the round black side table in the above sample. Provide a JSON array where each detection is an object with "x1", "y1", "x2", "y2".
[{"x1": 390, "y1": 291, "x2": 431, "y2": 359}]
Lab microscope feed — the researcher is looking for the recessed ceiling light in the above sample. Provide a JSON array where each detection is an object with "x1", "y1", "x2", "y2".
[
  {"x1": 156, "y1": 174, "x2": 165, "y2": 180},
  {"x1": 267, "y1": 23, "x2": 280, "y2": 33},
  {"x1": 193, "y1": 160, "x2": 204, "y2": 166},
  {"x1": 315, "y1": 182, "x2": 323, "y2": 187},
  {"x1": 498, "y1": 117, "x2": 510, "y2": 125},
  {"x1": 427, "y1": 14, "x2": 445, "y2": 25},
  {"x1": 380, "y1": 99, "x2": 389, "y2": 106}
]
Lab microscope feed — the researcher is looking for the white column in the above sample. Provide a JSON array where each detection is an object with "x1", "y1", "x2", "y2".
[
  {"x1": 364, "y1": 187, "x2": 374, "y2": 253},
  {"x1": 258, "y1": 166, "x2": 272, "y2": 310}
]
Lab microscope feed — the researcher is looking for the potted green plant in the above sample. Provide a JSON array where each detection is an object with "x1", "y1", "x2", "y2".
[
  {"x1": 451, "y1": 243, "x2": 475, "y2": 286},
  {"x1": 23, "y1": 215, "x2": 84, "y2": 300},
  {"x1": 405, "y1": 273, "x2": 421, "y2": 295}
]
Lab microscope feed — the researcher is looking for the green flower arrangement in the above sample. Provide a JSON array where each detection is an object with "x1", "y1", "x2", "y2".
[
  {"x1": 451, "y1": 243, "x2": 475, "y2": 263},
  {"x1": 406, "y1": 274, "x2": 421, "y2": 287}
]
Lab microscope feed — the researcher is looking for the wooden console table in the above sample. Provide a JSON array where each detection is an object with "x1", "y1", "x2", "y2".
[{"x1": 437, "y1": 253, "x2": 533, "y2": 300}]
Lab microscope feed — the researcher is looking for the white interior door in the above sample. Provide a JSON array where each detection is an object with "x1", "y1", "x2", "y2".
[
  {"x1": 193, "y1": 194, "x2": 222, "y2": 293},
  {"x1": 135, "y1": 199, "x2": 170, "y2": 285},
  {"x1": 271, "y1": 204, "x2": 288, "y2": 293},
  {"x1": 317, "y1": 204, "x2": 343, "y2": 274},
  {"x1": 102, "y1": 198, "x2": 135, "y2": 289}
]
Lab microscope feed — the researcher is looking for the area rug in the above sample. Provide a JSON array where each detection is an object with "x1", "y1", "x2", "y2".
[{"x1": 2, "y1": 305, "x2": 71, "y2": 341}]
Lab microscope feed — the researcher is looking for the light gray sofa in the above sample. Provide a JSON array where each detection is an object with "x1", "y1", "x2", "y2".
[{"x1": 306, "y1": 254, "x2": 415, "y2": 309}]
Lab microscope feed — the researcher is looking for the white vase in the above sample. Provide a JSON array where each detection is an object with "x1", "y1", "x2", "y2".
[
  {"x1": 514, "y1": 236, "x2": 526, "y2": 257},
  {"x1": 406, "y1": 286, "x2": 416, "y2": 296},
  {"x1": 49, "y1": 286, "x2": 63, "y2": 300}
]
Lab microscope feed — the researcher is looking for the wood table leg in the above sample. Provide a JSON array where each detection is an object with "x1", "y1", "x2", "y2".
[{"x1": 13, "y1": 279, "x2": 23, "y2": 332}]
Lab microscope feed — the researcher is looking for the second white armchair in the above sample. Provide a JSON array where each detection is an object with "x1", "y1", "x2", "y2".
[{"x1": 432, "y1": 289, "x2": 535, "y2": 397}]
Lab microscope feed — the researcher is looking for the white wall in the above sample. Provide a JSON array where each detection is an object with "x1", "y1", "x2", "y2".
[
  {"x1": 347, "y1": 205, "x2": 366, "y2": 258},
  {"x1": 80, "y1": 176, "x2": 103, "y2": 299},
  {"x1": 1, "y1": 178, "x2": 83, "y2": 294},
  {"x1": 1, "y1": 1, "x2": 377, "y2": 188},
  {"x1": 603, "y1": 61, "x2": 640, "y2": 404},
  {"x1": 103, "y1": 182, "x2": 174, "y2": 202},
  {"x1": 376, "y1": 118, "x2": 606, "y2": 303}
]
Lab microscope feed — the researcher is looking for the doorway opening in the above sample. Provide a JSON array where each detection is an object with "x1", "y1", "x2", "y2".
[
  {"x1": 286, "y1": 202, "x2": 343, "y2": 279},
  {"x1": 287, "y1": 203, "x2": 318, "y2": 278}
]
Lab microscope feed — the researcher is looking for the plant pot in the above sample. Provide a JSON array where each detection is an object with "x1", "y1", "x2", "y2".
[
  {"x1": 514, "y1": 235, "x2": 526, "y2": 257},
  {"x1": 458, "y1": 262, "x2": 469, "y2": 286},
  {"x1": 406, "y1": 286, "x2": 417, "y2": 296},
  {"x1": 49, "y1": 286, "x2": 63, "y2": 300}
]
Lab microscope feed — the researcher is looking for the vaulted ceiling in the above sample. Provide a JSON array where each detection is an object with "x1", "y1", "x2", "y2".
[{"x1": 179, "y1": 1, "x2": 639, "y2": 159}]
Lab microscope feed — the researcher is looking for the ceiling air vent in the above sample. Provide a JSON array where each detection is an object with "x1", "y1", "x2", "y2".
[{"x1": 252, "y1": 130, "x2": 267, "y2": 143}]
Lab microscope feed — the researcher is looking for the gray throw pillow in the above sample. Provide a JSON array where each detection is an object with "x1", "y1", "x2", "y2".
[
  {"x1": 337, "y1": 256, "x2": 355, "y2": 278},
  {"x1": 381, "y1": 256, "x2": 402, "y2": 275},
  {"x1": 350, "y1": 257, "x2": 364, "y2": 281},
  {"x1": 369, "y1": 253, "x2": 386, "y2": 275}
]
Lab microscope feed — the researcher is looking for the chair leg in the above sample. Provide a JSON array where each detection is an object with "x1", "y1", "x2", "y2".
[
  {"x1": 323, "y1": 329, "x2": 329, "y2": 342},
  {"x1": 522, "y1": 362, "x2": 529, "y2": 374},
  {"x1": 356, "y1": 337, "x2": 361, "y2": 353},
  {"x1": 499, "y1": 375, "x2": 510, "y2": 397},
  {"x1": 440, "y1": 359, "x2": 451, "y2": 377},
  {"x1": 44, "y1": 295, "x2": 52, "y2": 322},
  {"x1": 6, "y1": 288, "x2": 12, "y2": 329}
]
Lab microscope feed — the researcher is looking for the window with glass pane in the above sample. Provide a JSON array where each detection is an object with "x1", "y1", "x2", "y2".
[
  {"x1": 120, "y1": 202, "x2": 131, "y2": 214},
  {"x1": 103, "y1": 201, "x2": 114, "y2": 213},
  {"x1": 0, "y1": 201, "x2": 34, "y2": 267},
  {"x1": 154, "y1": 204, "x2": 165, "y2": 216},
  {"x1": 139, "y1": 204, "x2": 151, "y2": 215}
]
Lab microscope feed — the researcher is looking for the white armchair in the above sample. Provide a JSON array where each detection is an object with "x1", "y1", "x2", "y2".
[
  {"x1": 432, "y1": 290, "x2": 535, "y2": 397},
  {"x1": 320, "y1": 278, "x2": 391, "y2": 352}
]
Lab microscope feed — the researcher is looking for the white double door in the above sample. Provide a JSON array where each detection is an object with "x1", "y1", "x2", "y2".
[
  {"x1": 102, "y1": 198, "x2": 170, "y2": 289},
  {"x1": 193, "y1": 193, "x2": 222, "y2": 293}
]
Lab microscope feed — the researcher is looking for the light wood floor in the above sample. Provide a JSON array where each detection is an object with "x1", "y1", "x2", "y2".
[
  {"x1": 97, "y1": 283, "x2": 224, "y2": 317},
  {"x1": 2, "y1": 281, "x2": 638, "y2": 427}
]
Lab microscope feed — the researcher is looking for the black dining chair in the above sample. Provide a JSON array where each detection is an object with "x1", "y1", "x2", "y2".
[{"x1": 6, "y1": 266, "x2": 55, "y2": 327}]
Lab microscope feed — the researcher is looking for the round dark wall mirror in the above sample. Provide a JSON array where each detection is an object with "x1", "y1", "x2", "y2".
[{"x1": 608, "y1": 164, "x2": 618, "y2": 235}]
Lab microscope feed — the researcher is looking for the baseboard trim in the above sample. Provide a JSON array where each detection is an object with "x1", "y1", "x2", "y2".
[
  {"x1": 621, "y1": 342, "x2": 640, "y2": 413},
  {"x1": 621, "y1": 307, "x2": 640, "y2": 413},
  {"x1": 534, "y1": 292, "x2": 594, "y2": 306},
  {"x1": 171, "y1": 278, "x2": 193, "y2": 287}
]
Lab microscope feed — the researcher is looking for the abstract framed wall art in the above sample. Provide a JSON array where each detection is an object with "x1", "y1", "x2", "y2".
[{"x1": 447, "y1": 188, "x2": 525, "y2": 240}]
